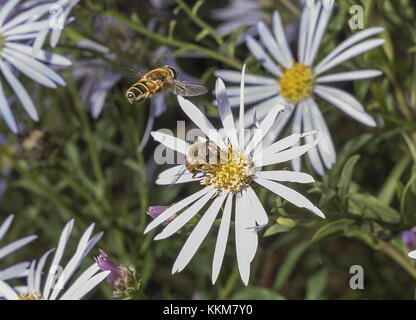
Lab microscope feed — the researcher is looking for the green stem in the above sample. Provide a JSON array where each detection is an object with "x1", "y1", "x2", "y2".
[
  {"x1": 105, "y1": 10, "x2": 242, "y2": 70},
  {"x1": 376, "y1": 238, "x2": 416, "y2": 280},
  {"x1": 175, "y1": 0, "x2": 223, "y2": 45},
  {"x1": 218, "y1": 266, "x2": 239, "y2": 300}
]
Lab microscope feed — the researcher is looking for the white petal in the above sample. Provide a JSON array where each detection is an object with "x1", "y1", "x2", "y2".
[
  {"x1": 59, "y1": 263, "x2": 102, "y2": 300},
  {"x1": 246, "y1": 36, "x2": 282, "y2": 77},
  {"x1": 2, "y1": 4, "x2": 50, "y2": 32},
  {"x1": 235, "y1": 193, "x2": 258, "y2": 285},
  {"x1": 0, "y1": 215, "x2": 13, "y2": 241},
  {"x1": 0, "y1": 280, "x2": 18, "y2": 300},
  {"x1": 241, "y1": 96, "x2": 283, "y2": 128},
  {"x1": 215, "y1": 70, "x2": 276, "y2": 85},
  {"x1": 212, "y1": 194, "x2": 233, "y2": 284},
  {"x1": 6, "y1": 42, "x2": 72, "y2": 66},
  {"x1": 272, "y1": 11, "x2": 293, "y2": 68},
  {"x1": 172, "y1": 193, "x2": 226, "y2": 273},
  {"x1": 245, "y1": 105, "x2": 284, "y2": 154},
  {"x1": 215, "y1": 78, "x2": 238, "y2": 146},
  {"x1": 0, "y1": 60, "x2": 38, "y2": 121},
  {"x1": 316, "y1": 70, "x2": 382, "y2": 83},
  {"x1": 303, "y1": 2, "x2": 321, "y2": 65},
  {"x1": 257, "y1": 170, "x2": 315, "y2": 183},
  {"x1": 261, "y1": 103, "x2": 295, "y2": 147},
  {"x1": 144, "y1": 186, "x2": 213, "y2": 234},
  {"x1": 158, "y1": 165, "x2": 185, "y2": 179},
  {"x1": 290, "y1": 105, "x2": 304, "y2": 171},
  {"x1": 301, "y1": 101, "x2": 325, "y2": 175},
  {"x1": 63, "y1": 270, "x2": 110, "y2": 300},
  {"x1": 156, "y1": 173, "x2": 199, "y2": 185},
  {"x1": 43, "y1": 220, "x2": 74, "y2": 300},
  {"x1": 0, "y1": 0, "x2": 21, "y2": 28},
  {"x1": 154, "y1": 191, "x2": 215, "y2": 240},
  {"x1": 408, "y1": 250, "x2": 416, "y2": 259},
  {"x1": 257, "y1": 21, "x2": 290, "y2": 68},
  {"x1": 255, "y1": 130, "x2": 317, "y2": 162},
  {"x1": 305, "y1": 98, "x2": 336, "y2": 168},
  {"x1": 256, "y1": 132, "x2": 324, "y2": 167},
  {"x1": 0, "y1": 262, "x2": 29, "y2": 281},
  {"x1": 255, "y1": 178, "x2": 325, "y2": 218},
  {"x1": 245, "y1": 187, "x2": 268, "y2": 226},
  {"x1": 0, "y1": 82, "x2": 17, "y2": 132},
  {"x1": 227, "y1": 86, "x2": 279, "y2": 107},
  {"x1": 0, "y1": 235, "x2": 37, "y2": 260},
  {"x1": 225, "y1": 84, "x2": 279, "y2": 97},
  {"x1": 177, "y1": 96, "x2": 225, "y2": 149},
  {"x1": 316, "y1": 38, "x2": 385, "y2": 75},
  {"x1": 3, "y1": 21, "x2": 49, "y2": 37},
  {"x1": 151, "y1": 131, "x2": 190, "y2": 155},
  {"x1": 35, "y1": 249, "x2": 54, "y2": 293},
  {"x1": 298, "y1": 4, "x2": 311, "y2": 63},
  {"x1": 315, "y1": 85, "x2": 376, "y2": 126}
]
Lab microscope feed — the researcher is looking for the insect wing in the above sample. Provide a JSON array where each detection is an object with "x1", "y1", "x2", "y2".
[
  {"x1": 168, "y1": 80, "x2": 208, "y2": 97},
  {"x1": 168, "y1": 165, "x2": 188, "y2": 187}
]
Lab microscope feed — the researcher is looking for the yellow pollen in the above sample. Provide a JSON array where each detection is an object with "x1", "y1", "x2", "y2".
[
  {"x1": 0, "y1": 34, "x2": 4, "y2": 52},
  {"x1": 201, "y1": 144, "x2": 255, "y2": 193},
  {"x1": 18, "y1": 292, "x2": 42, "y2": 300},
  {"x1": 279, "y1": 63, "x2": 314, "y2": 103}
]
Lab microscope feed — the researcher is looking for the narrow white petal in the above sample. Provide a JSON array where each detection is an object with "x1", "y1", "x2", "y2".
[
  {"x1": 409, "y1": 250, "x2": 416, "y2": 259},
  {"x1": 144, "y1": 187, "x2": 213, "y2": 234},
  {"x1": 212, "y1": 194, "x2": 233, "y2": 284},
  {"x1": 215, "y1": 78, "x2": 238, "y2": 146},
  {"x1": 225, "y1": 84, "x2": 279, "y2": 97},
  {"x1": 2, "y1": 4, "x2": 50, "y2": 32},
  {"x1": 227, "y1": 86, "x2": 278, "y2": 107},
  {"x1": 0, "y1": 0, "x2": 21, "y2": 28},
  {"x1": 246, "y1": 36, "x2": 282, "y2": 77},
  {"x1": 261, "y1": 103, "x2": 295, "y2": 147},
  {"x1": 255, "y1": 178, "x2": 325, "y2": 218},
  {"x1": 156, "y1": 173, "x2": 199, "y2": 185},
  {"x1": 245, "y1": 105, "x2": 284, "y2": 154},
  {"x1": 315, "y1": 38, "x2": 385, "y2": 75},
  {"x1": 235, "y1": 193, "x2": 258, "y2": 285},
  {"x1": 305, "y1": 98, "x2": 336, "y2": 168},
  {"x1": 32, "y1": 29, "x2": 48, "y2": 58},
  {"x1": 0, "y1": 262, "x2": 29, "y2": 281},
  {"x1": 314, "y1": 27, "x2": 384, "y2": 73},
  {"x1": 0, "y1": 215, "x2": 14, "y2": 240},
  {"x1": 158, "y1": 165, "x2": 186, "y2": 179},
  {"x1": 0, "y1": 60, "x2": 39, "y2": 120},
  {"x1": 239, "y1": 65, "x2": 246, "y2": 148},
  {"x1": 215, "y1": 70, "x2": 276, "y2": 85},
  {"x1": 43, "y1": 220, "x2": 74, "y2": 300},
  {"x1": 257, "y1": 21, "x2": 290, "y2": 68},
  {"x1": 303, "y1": 2, "x2": 321, "y2": 65},
  {"x1": 256, "y1": 132, "x2": 324, "y2": 167},
  {"x1": 59, "y1": 263, "x2": 101, "y2": 300},
  {"x1": 63, "y1": 271, "x2": 110, "y2": 300},
  {"x1": 172, "y1": 193, "x2": 226, "y2": 273},
  {"x1": 272, "y1": 11, "x2": 293, "y2": 68},
  {"x1": 257, "y1": 170, "x2": 315, "y2": 183},
  {"x1": 290, "y1": 105, "x2": 304, "y2": 171},
  {"x1": 154, "y1": 191, "x2": 215, "y2": 240},
  {"x1": 301, "y1": 102, "x2": 325, "y2": 175},
  {"x1": 315, "y1": 85, "x2": 376, "y2": 126},
  {"x1": 316, "y1": 70, "x2": 383, "y2": 83},
  {"x1": 240, "y1": 96, "x2": 283, "y2": 130},
  {"x1": 35, "y1": 249, "x2": 55, "y2": 293},
  {"x1": 6, "y1": 43, "x2": 72, "y2": 66},
  {"x1": 245, "y1": 187, "x2": 268, "y2": 226},
  {"x1": 177, "y1": 96, "x2": 225, "y2": 149},
  {"x1": 0, "y1": 235, "x2": 37, "y2": 260},
  {"x1": 151, "y1": 131, "x2": 190, "y2": 155},
  {"x1": 3, "y1": 21, "x2": 49, "y2": 37},
  {"x1": 0, "y1": 280, "x2": 19, "y2": 300},
  {"x1": 298, "y1": 4, "x2": 311, "y2": 63},
  {"x1": 255, "y1": 130, "x2": 317, "y2": 162}
]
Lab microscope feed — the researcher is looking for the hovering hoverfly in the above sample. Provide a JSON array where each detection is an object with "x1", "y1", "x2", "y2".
[{"x1": 125, "y1": 65, "x2": 208, "y2": 104}]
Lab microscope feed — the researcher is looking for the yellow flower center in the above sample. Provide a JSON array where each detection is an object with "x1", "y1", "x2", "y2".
[
  {"x1": 278, "y1": 63, "x2": 314, "y2": 103},
  {"x1": 0, "y1": 34, "x2": 4, "y2": 52},
  {"x1": 201, "y1": 144, "x2": 255, "y2": 193},
  {"x1": 18, "y1": 292, "x2": 42, "y2": 300}
]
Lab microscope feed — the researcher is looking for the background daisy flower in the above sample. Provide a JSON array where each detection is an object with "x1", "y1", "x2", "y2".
[
  {"x1": 0, "y1": 215, "x2": 37, "y2": 284},
  {"x1": 216, "y1": 1, "x2": 385, "y2": 175},
  {"x1": 145, "y1": 67, "x2": 325, "y2": 285},
  {"x1": 0, "y1": 0, "x2": 71, "y2": 132},
  {"x1": 0, "y1": 219, "x2": 109, "y2": 300}
]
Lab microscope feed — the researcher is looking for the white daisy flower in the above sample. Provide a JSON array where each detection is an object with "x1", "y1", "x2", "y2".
[
  {"x1": 215, "y1": 1, "x2": 385, "y2": 175},
  {"x1": 0, "y1": 215, "x2": 37, "y2": 283},
  {"x1": 0, "y1": 220, "x2": 110, "y2": 300},
  {"x1": 145, "y1": 66, "x2": 325, "y2": 285},
  {"x1": 0, "y1": 0, "x2": 71, "y2": 132}
]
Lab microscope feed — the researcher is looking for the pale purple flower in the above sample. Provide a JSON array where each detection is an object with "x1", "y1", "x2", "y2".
[
  {"x1": 94, "y1": 249, "x2": 133, "y2": 292},
  {"x1": 402, "y1": 230, "x2": 416, "y2": 251}
]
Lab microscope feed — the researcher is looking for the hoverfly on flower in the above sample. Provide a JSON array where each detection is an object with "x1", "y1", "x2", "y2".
[{"x1": 125, "y1": 65, "x2": 208, "y2": 104}]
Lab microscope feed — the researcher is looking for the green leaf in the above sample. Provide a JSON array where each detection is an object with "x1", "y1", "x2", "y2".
[
  {"x1": 348, "y1": 193, "x2": 401, "y2": 223},
  {"x1": 264, "y1": 224, "x2": 293, "y2": 237},
  {"x1": 306, "y1": 269, "x2": 328, "y2": 300},
  {"x1": 273, "y1": 241, "x2": 309, "y2": 291},
  {"x1": 231, "y1": 287, "x2": 285, "y2": 300},
  {"x1": 338, "y1": 155, "x2": 361, "y2": 198},
  {"x1": 276, "y1": 217, "x2": 296, "y2": 227},
  {"x1": 311, "y1": 219, "x2": 355, "y2": 243}
]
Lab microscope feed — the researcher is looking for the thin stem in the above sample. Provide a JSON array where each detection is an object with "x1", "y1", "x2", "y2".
[
  {"x1": 376, "y1": 237, "x2": 416, "y2": 280},
  {"x1": 105, "y1": 10, "x2": 242, "y2": 70}
]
